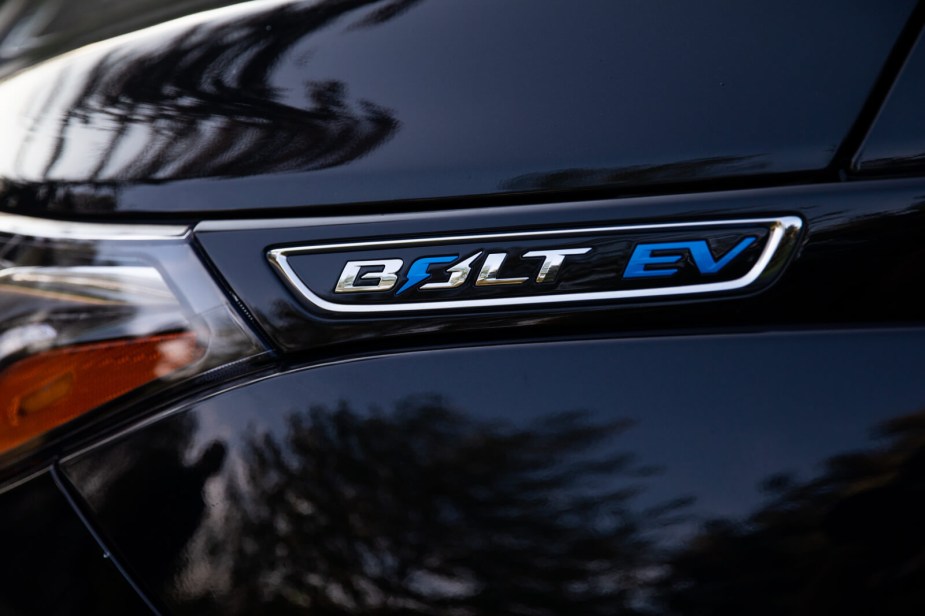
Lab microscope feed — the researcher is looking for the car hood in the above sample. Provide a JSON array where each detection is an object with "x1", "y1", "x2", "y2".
[{"x1": 0, "y1": 0, "x2": 915, "y2": 217}]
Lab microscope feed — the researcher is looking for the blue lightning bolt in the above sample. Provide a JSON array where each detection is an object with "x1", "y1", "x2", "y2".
[{"x1": 396, "y1": 255, "x2": 457, "y2": 295}]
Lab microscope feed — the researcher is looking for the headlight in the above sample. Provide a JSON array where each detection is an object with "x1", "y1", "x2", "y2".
[{"x1": 0, "y1": 212, "x2": 265, "y2": 458}]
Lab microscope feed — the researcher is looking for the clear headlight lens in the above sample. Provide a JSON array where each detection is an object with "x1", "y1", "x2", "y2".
[{"x1": 0, "y1": 213, "x2": 264, "y2": 457}]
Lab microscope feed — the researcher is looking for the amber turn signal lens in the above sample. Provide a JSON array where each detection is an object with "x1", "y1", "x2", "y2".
[{"x1": 0, "y1": 332, "x2": 202, "y2": 455}]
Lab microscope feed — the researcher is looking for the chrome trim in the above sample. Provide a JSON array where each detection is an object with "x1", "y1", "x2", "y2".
[
  {"x1": 523, "y1": 248, "x2": 592, "y2": 283},
  {"x1": 334, "y1": 259, "x2": 402, "y2": 293},
  {"x1": 475, "y1": 253, "x2": 529, "y2": 286},
  {"x1": 421, "y1": 252, "x2": 481, "y2": 290},
  {"x1": 267, "y1": 216, "x2": 803, "y2": 314},
  {"x1": 0, "y1": 212, "x2": 189, "y2": 241}
]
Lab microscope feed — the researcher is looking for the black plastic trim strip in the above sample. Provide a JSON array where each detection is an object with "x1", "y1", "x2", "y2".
[{"x1": 836, "y1": 0, "x2": 925, "y2": 174}]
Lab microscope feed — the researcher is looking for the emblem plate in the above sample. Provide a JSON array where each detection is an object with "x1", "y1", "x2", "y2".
[{"x1": 268, "y1": 217, "x2": 803, "y2": 314}]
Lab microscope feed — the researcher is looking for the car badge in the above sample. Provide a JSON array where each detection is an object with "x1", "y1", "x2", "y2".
[{"x1": 268, "y1": 216, "x2": 802, "y2": 313}]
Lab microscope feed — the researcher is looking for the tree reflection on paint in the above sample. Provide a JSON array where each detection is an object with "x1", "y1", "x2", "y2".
[
  {"x1": 661, "y1": 410, "x2": 925, "y2": 616},
  {"x1": 227, "y1": 395, "x2": 688, "y2": 615}
]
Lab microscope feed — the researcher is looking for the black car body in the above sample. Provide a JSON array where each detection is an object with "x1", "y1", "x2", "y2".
[{"x1": 2, "y1": 1, "x2": 925, "y2": 613}]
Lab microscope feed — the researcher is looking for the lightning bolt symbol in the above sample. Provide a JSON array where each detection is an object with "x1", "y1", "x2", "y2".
[{"x1": 395, "y1": 255, "x2": 457, "y2": 295}]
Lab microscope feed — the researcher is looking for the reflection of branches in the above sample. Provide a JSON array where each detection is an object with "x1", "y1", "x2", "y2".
[
  {"x1": 66, "y1": 389, "x2": 925, "y2": 613},
  {"x1": 228, "y1": 395, "x2": 687, "y2": 615},
  {"x1": 61, "y1": 392, "x2": 688, "y2": 614},
  {"x1": 348, "y1": 0, "x2": 426, "y2": 29},
  {"x1": 660, "y1": 409, "x2": 925, "y2": 616},
  {"x1": 25, "y1": 0, "x2": 416, "y2": 184}
]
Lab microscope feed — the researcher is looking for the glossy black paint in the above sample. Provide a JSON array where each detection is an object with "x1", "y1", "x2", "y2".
[
  {"x1": 1, "y1": 1, "x2": 925, "y2": 614},
  {"x1": 0, "y1": 472, "x2": 150, "y2": 614},
  {"x1": 0, "y1": 0, "x2": 250, "y2": 76},
  {"x1": 855, "y1": 29, "x2": 925, "y2": 175},
  {"x1": 0, "y1": 0, "x2": 915, "y2": 217},
  {"x1": 63, "y1": 331, "x2": 925, "y2": 614},
  {"x1": 197, "y1": 178, "x2": 925, "y2": 353}
]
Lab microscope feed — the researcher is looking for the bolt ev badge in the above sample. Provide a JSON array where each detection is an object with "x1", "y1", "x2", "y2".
[{"x1": 268, "y1": 217, "x2": 803, "y2": 314}]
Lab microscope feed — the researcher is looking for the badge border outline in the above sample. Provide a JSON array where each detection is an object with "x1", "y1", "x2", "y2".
[{"x1": 267, "y1": 216, "x2": 803, "y2": 314}]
